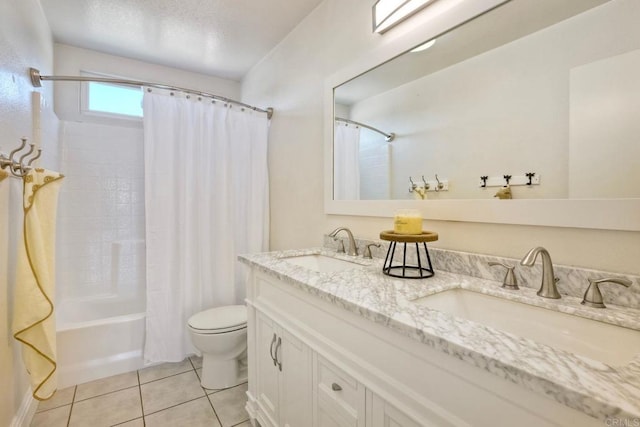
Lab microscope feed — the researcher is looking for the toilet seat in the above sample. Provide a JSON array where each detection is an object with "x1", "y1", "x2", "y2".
[{"x1": 188, "y1": 305, "x2": 247, "y2": 334}]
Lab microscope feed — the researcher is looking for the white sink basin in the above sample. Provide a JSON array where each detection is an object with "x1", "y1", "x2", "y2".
[
  {"x1": 282, "y1": 254, "x2": 364, "y2": 273},
  {"x1": 413, "y1": 289, "x2": 640, "y2": 366}
]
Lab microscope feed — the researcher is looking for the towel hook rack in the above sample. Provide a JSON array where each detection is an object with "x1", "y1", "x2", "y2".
[{"x1": 1, "y1": 137, "x2": 43, "y2": 178}]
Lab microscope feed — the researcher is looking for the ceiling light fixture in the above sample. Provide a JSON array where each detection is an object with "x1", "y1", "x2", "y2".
[
  {"x1": 410, "y1": 38, "x2": 436, "y2": 52},
  {"x1": 373, "y1": 0, "x2": 436, "y2": 34}
]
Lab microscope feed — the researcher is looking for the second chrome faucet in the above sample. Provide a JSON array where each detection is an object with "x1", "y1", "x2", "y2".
[
  {"x1": 520, "y1": 247, "x2": 561, "y2": 299},
  {"x1": 329, "y1": 227, "x2": 358, "y2": 256}
]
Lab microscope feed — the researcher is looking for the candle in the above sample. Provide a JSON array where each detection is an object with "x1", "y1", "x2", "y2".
[{"x1": 393, "y1": 209, "x2": 422, "y2": 235}]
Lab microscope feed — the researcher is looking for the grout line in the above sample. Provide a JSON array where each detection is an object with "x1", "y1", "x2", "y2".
[
  {"x1": 136, "y1": 370, "x2": 146, "y2": 426},
  {"x1": 138, "y1": 368, "x2": 194, "y2": 386},
  {"x1": 142, "y1": 395, "x2": 209, "y2": 417},
  {"x1": 187, "y1": 356, "x2": 197, "y2": 370},
  {"x1": 66, "y1": 386, "x2": 77, "y2": 427},
  {"x1": 110, "y1": 417, "x2": 144, "y2": 426},
  {"x1": 205, "y1": 393, "x2": 224, "y2": 427},
  {"x1": 73, "y1": 384, "x2": 140, "y2": 404},
  {"x1": 209, "y1": 381, "x2": 249, "y2": 395}
]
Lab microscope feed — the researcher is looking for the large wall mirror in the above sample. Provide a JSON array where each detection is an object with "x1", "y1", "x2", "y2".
[{"x1": 325, "y1": 0, "x2": 640, "y2": 231}]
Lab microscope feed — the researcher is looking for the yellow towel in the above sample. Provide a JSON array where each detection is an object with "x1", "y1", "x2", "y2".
[
  {"x1": 12, "y1": 168, "x2": 64, "y2": 400},
  {"x1": 0, "y1": 169, "x2": 8, "y2": 181}
]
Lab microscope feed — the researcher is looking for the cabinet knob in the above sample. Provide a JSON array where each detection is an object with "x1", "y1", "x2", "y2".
[{"x1": 331, "y1": 383, "x2": 342, "y2": 391}]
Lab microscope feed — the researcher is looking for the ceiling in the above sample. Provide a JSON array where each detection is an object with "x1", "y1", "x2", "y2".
[{"x1": 39, "y1": 0, "x2": 324, "y2": 81}]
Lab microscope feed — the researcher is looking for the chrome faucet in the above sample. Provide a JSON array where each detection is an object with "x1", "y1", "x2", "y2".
[
  {"x1": 520, "y1": 247, "x2": 561, "y2": 299},
  {"x1": 329, "y1": 227, "x2": 358, "y2": 256}
]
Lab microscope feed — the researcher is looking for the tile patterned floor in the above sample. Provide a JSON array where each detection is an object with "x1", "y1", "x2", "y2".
[{"x1": 31, "y1": 356, "x2": 251, "y2": 427}]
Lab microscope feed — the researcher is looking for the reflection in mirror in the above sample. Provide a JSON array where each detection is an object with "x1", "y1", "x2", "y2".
[{"x1": 333, "y1": 0, "x2": 640, "y2": 201}]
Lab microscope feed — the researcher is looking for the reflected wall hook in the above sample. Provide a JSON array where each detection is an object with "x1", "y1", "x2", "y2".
[
  {"x1": 435, "y1": 174, "x2": 443, "y2": 192},
  {"x1": 526, "y1": 172, "x2": 535, "y2": 186},
  {"x1": 480, "y1": 176, "x2": 488, "y2": 188},
  {"x1": 421, "y1": 175, "x2": 430, "y2": 190},
  {"x1": 503, "y1": 174, "x2": 512, "y2": 186},
  {"x1": 409, "y1": 177, "x2": 417, "y2": 193}
]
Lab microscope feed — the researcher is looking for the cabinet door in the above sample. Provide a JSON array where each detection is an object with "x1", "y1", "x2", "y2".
[
  {"x1": 277, "y1": 327, "x2": 312, "y2": 427},
  {"x1": 256, "y1": 312, "x2": 280, "y2": 426},
  {"x1": 370, "y1": 394, "x2": 423, "y2": 427}
]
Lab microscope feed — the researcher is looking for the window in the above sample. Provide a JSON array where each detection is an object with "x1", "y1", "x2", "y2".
[{"x1": 81, "y1": 72, "x2": 143, "y2": 119}]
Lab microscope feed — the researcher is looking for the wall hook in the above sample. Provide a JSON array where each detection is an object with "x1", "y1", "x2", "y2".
[
  {"x1": 435, "y1": 174, "x2": 443, "y2": 192},
  {"x1": 28, "y1": 149, "x2": 42, "y2": 166},
  {"x1": 526, "y1": 172, "x2": 535, "y2": 186},
  {"x1": 480, "y1": 176, "x2": 488, "y2": 188},
  {"x1": 503, "y1": 174, "x2": 512, "y2": 186},
  {"x1": 409, "y1": 177, "x2": 417, "y2": 193},
  {"x1": 421, "y1": 175, "x2": 430, "y2": 190}
]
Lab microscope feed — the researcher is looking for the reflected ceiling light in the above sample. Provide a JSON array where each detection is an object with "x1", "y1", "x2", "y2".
[
  {"x1": 410, "y1": 38, "x2": 436, "y2": 52},
  {"x1": 373, "y1": 0, "x2": 436, "y2": 33}
]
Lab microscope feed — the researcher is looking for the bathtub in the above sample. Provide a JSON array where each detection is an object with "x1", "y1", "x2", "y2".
[{"x1": 56, "y1": 295, "x2": 146, "y2": 388}]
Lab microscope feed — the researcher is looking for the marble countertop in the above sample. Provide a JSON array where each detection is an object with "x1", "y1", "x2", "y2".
[{"x1": 239, "y1": 247, "x2": 640, "y2": 421}]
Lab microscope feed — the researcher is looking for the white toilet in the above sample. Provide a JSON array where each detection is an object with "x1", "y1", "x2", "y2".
[{"x1": 187, "y1": 305, "x2": 248, "y2": 389}]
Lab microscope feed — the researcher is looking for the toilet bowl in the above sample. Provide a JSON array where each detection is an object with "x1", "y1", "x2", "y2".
[{"x1": 188, "y1": 305, "x2": 247, "y2": 389}]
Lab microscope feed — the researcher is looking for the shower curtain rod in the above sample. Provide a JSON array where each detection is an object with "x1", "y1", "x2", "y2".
[
  {"x1": 335, "y1": 117, "x2": 395, "y2": 142},
  {"x1": 29, "y1": 68, "x2": 273, "y2": 120}
]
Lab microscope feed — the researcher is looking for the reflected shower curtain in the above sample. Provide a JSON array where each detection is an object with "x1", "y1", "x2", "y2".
[
  {"x1": 334, "y1": 123, "x2": 361, "y2": 200},
  {"x1": 143, "y1": 89, "x2": 269, "y2": 362}
]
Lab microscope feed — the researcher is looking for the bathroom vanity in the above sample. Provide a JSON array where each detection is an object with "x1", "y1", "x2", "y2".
[{"x1": 240, "y1": 246, "x2": 640, "y2": 427}]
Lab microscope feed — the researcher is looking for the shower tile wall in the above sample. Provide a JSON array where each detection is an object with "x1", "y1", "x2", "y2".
[{"x1": 57, "y1": 121, "x2": 145, "y2": 301}]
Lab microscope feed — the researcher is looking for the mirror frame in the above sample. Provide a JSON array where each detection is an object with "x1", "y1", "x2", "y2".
[{"x1": 324, "y1": 0, "x2": 640, "y2": 231}]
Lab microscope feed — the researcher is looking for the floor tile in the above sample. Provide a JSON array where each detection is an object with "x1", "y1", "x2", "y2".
[
  {"x1": 232, "y1": 421, "x2": 252, "y2": 427},
  {"x1": 36, "y1": 386, "x2": 75, "y2": 412},
  {"x1": 31, "y1": 404, "x2": 71, "y2": 427},
  {"x1": 75, "y1": 371, "x2": 139, "y2": 401},
  {"x1": 138, "y1": 359, "x2": 193, "y2": 384},
  {"x1": 113, "y1": 418, "x2": 144, "y2": 426},
  {"x1": 68, "y1": 387, "x2": 142, "y2": 427},
  {"x1": 145, "y1": 397, "x2": 221, "y2": 427},
  {"x1": 208, "y1": 383, "x2": 249, "y2": 427},
  {"x1": 189, "y1": 355, "x2": 203, "y2": 369},
  {"x1": 141, "y1": 370, "x2": 205, "y2": 415}
]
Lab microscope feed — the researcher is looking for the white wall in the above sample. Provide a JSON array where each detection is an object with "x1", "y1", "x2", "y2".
[
  {"x1": 241, "y1": 0, "x2": 640, "y2": 274},
  {"x1": 569, "y1": 48, "x2": 640, "y2": 198},
  {"x1": 0, "y1": 0, "x2": 57, "y2": 424}
]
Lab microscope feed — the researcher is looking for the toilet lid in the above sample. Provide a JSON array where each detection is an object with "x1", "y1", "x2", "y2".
[{"x1": 188, "y1": 305, "x2": 247, "y2": 331}]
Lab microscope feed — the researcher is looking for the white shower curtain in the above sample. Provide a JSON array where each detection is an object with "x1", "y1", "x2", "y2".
[
  {"x1": 143, "y1": 89, "x2": 269, "y2": 362},
  {"x1": 333, "y1": 123, "x2": 361, "y2": 200}
]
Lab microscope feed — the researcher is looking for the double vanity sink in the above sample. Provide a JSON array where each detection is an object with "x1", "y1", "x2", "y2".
[
  {"x1": 242, "y1": 248, "x2": 640, "y2": 422},
  {"x1": 281, "y1": 252, "x2": 640, "y2": 367}
]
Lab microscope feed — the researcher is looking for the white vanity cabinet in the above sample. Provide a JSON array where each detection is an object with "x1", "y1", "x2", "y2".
[
  {"x1": 244, "y1": 268, "x2": 601, "y2": 427},
  {"x1": 314, "y1": 355, "x2": 366, "y2": 427},
  {"x1": 254, "y1": 311, "x2": 312, "y2": 427},
  {"x1": 368, "y1": 394, "x2": 422, "y2": 427}
]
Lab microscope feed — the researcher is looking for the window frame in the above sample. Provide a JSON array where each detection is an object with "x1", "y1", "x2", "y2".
[{"x1": 79, "y1": 71, "x2": 143, "y2": 121}]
